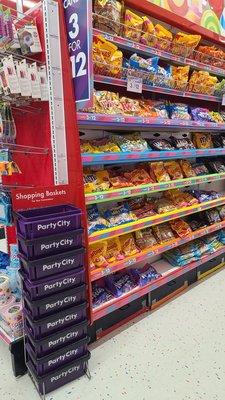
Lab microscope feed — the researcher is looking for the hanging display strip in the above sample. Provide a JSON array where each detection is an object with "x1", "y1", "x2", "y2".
[
  {"x1": 78, "y1": 113, "x2": 225, "y2": 131},
  {"x1": 89, "y1": 196, "x2": 225, "y2": 243},
  {"x1": 93, "y1": 29, "x2": 225, "y2": 79},
  {"x1": 91, "y1": 220, "x2": 225, "y2": 281},
  {"x1": 85, "y1": 173, "x2": 225, "y2": 204},
  {"x1": 94, "y1": 74, "x2": 222, "y2": 103},
  {"x1": 92, "y1": 246, "x2": 225, "y2": 321}
]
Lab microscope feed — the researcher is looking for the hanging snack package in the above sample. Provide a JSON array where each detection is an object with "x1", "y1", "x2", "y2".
[
  {"x1": 135, "y1": 228, "x2": 157, "y2": 250},
  {"x1": 154, "y1": 24, "x2": 172, "y2": 51},
  {"x1": 105, "y1": 237, "x2": 124, "y2": 263},
  {"x1": 89, "y1": 241, "x2": 108, "y2": 269},
  {"x1": 119, "y1": 233, "x2": 139, "y2": 257},
  {"x1": 141, "y1": 16, "x2": 156, "y2": 47},
  {"x1": 192, "y1": 132, "x2": 213, "y2": 149},
  {"x1": 150, "y1": 162, "x2": 171, "y2": 183},
  {"x1": 170, "y1": 218, "x2": 192, "y2": 238},
  {"x1": 180, "y1": 160, "x2": 196, "y2": 178},
  {"x1": 164, "y1": 161, "x2": 183, "y2": 180},
  {"x1": 94, "y1": 0, "x2": 122, "y2": 35},
  {"x1": 124, "y1": 9, "x2": 143, "y2": 42},
  {"x1": 17, "y1": 23, "x2": 42, "y2": 55},
  {"x1": 152, "y1": 223, "x2": 175, "y2": 244}
]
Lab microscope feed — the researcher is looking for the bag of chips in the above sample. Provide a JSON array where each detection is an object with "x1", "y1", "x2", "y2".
[
  {"x1": 141, "y1": 16, "x2": 156, "y2": 47},
  {"x1": 119, "y1": 233, "x2": 139, "y2": 257},
  {"x1": 164, "y1": 161, "x2": 183, "y2": 180},
  {"x1": 180, "y1": 160, "x2": 196, "y2": 178},
  {"x1": 150, "y1": 162, "x2": 171, "y2": 182},
  {"x1": 152, "y1": 223, "x2": 175, "y2": 243},
  {"x1": 170, "y1": 218, "x2": 192, "y2": 238},
  {"x1": 192, "y1": 132, "x2": 213, "y2": 149},
  {"x1": 89, "y1": 242, "x2": 108, "y2": 269},
  {"x1": 124, "y1": 9, "x2": 143, "y2": 42},
  {"x1": 135, "y1": 228, "x2": 157, "y2": 250},
  {"x1": 105, "y1": 237, "x2": 124, "y2": 263},
  {"x1": 94, "y1": 0, "x2": 122, "y2": 35}
]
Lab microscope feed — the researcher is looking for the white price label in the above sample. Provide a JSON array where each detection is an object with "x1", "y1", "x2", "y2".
[
  {"x1": 222, "y1": 94, "x2": 225, "y2": 106},
  {"x1": 127, "y1": 77, "x2": 143, "y2": 94}
]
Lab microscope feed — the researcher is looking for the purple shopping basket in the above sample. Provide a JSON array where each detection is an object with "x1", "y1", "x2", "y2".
[
  {"x1": 25, "y1": 319, "x2": 88, "y2": 357},
  {"x1": 24, "y1": 285, "x2": 86, "y2": 319},
  {"x1": 26, "y1": 336, "x2": 88, "y2": 375},
  {"x1": 24, "y1": 302, "x2": 87, "y2": 339},
  {"x1": 15, "y1": 205, "x2": 82, "y2": 239},
  {"x1": 19, "y1": 248, "x2": 85, "y2": 280},
  {"x1": 27, "y1": 351, "x2": 90, "y2": 395},
  {"x1": 20, "y1": 267, "x2": 85, "y2": 300},
  {"x1": 18, "y1": 229, "x2": 83, "y2": 260}
]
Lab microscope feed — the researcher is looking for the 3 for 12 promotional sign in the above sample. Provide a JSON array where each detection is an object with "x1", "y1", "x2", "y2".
[{"x1": 63, "y1": 0, "x2": 93, "y2": 109}]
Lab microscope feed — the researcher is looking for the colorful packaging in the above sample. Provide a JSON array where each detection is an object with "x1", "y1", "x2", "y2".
[
  {"x1": 119, "y1": 234, "x2": 139, "y2": 257},
  {"x1": 104, "y1": 204, "x2": 136, "y2": 227},
  {"x1": 95, "y1": 170, "x2": 111, "y2": 191},
  {"x1": 164, "y1": 161, "x2": 183, "y2": 180},
  {"x1": 141, "y1": 16, "x2": 156, "y2": 47},
  {"x1": 105, "y1": 237, "x2": 124, "y2": 263},
  {"x1": 152, "y1": 223, "x2": 175, "y2": 243},
  {"x1": 94, "y1": 0, "x2": 122, "y2": 35},
  {"x1": 180, "y1": 160, "x2": 196, "y2": 178},
  {"x1": 113, "y1": 133, "x2": 148, "y2": 152},
  {"x1": 192, "y1": 132, "x2": 213, "y2": 149},
  {"x1": 124, "y1": 168, "x2": 153, "y2": 185},
  {"x1": 172, "y1": 65, "x2": 190, "y2": 91},
  {"x1": 188, "y1": 70, "x2": 218, "y2": 95},
  {"x1": 124, "y1": 9, "x2": 143, "y2": 42},
  {"x1": 171, "y1": 32, "x2": 201, "y2": 57},
  {"x1": 207, "y1": 160, "x2": 225, "y2": 173},
  {"x1": 170, "y1": 218, "x2": 192, "y2": 238},
  {"x1": 154, "y1": 24, "x2": 172, "y2": 51},
  {"x1": 150, "y1": 162, "x2": 171, "y2": 183},
  {"x1": 156, "y1": 198, "x2": 176, "y2": 214},
  {"x1": 150, "y1": 138, "x2": 174, "y2": 151},
  {"x1": 89, "y1": 242, "x2": 108, "y2": 269},
  {"x1": 135, "y1": 228, "x2": 157, "y2": 250},
  {"x1": 192, "y1": 163, "x2": 209, "y2": 176},
  {"x1": 170, "y1": 103, "x2": 191, "y2": 120},
  {"x1": 204, "y1": 209, "x2": 221, "y2": 225}
]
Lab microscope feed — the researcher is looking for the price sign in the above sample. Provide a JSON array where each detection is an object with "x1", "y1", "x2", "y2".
[
  {"x1": 63, "y1": 0, "x2": 93, "y2": 109},
  {"x1": 127, "y1": 77, "x2": 143, "y2": 94}
]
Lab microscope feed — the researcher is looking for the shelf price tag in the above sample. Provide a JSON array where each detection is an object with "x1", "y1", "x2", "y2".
[
  {"x1": 63, "y1": 0, "x2": 93, "y2": 109},
  {"x1": 127, "y1": 77, "x2": 143, "y2": 94}
]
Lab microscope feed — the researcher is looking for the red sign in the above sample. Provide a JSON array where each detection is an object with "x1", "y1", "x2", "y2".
[{"x1": 11, "y1": 185, "x2": 74, "y2": 211}]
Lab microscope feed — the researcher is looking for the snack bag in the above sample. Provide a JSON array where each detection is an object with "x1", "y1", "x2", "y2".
[
  {"x1": 124, "y1": 168, "x2": 154, "y2": 185},
  {"x1": 119, "y1": 233, "x2": 139, "y2": 257},
  {"x1": 104, "y1": 204, "x2": 136, "y2": 226},
  {"x1": 95, "y1": 170, "x2": 111, "y2": 191},
  {"x1": 170, "y1": 136, "x2": 195, "y2": 150},
  {"x1": 94, "y1": 0, "x2": 122, "y2": 35},
  {"x1": 84, "y1": 171, "x2": 98, "y2": 194},
  {"x1": 180, "y1": 160, "x2": 196, "y2": 178},
  {"x1": 94, "y1": 91, "x2": 121, "y2": 114},
  {"x1": 172, "y1": 66, "x2": 190, "y2": 91},
  {"x1": 150, "y1": 162, "x2": 171, "y2": 183},
  {"x1": 156, "y1": 198, "x2": 176, "y2": 214},
  {"x1": 113, "y1": 133, "x2": 148, "y2": 151},
  {"x1": 152, "y1": 223, "x2": 175, "y2": 243},
  {"x1": 109, "y1": 174, "x2": 131, "y2": 188},
  {"x1": 135, "y1": 228, "x2": 157, "y2": 250},
  {"x1": 164, "y1": 161, "x2": 183, "y2": 180},
  {"x1": 150, "y1": 138, "x2": 174, "y2": 150},
  {"x1": 192, "y1": 163, "x2": 209, "y2": 176},
  {"x1": 89, "y1": 242, "x2": 108, "y2": 269},
  {"x1": 119, "y1": 97, "x2": 140, "y2": 116},
  {"x1": 80, "y1": 140, "x2": 98, "y2": 153},
  {"x1": 205, "y1": 209, "x2": 221, "y2": 225},
  {"x1": 170, "y1": 218, "x2": 192, "y2": 238},
  {"x1": 171, "y1": 32, "x2": 201, "y2": 57},
  {"x1": 141, "y1": 16, "x2": 156, "y2": 47},
  {"x1": 93, "y1": 137, "x2": 121, "y2": 153},
  {"x1": 105, "y1": 237, "x2": 124, "y2": 263},
  {"x1": 124, "y1": 9, "x2": 143, "y2": 42},
  {"x1": 192, "y1": 132, "x2": 213, "y2": 149},
  {"x1": 154, "y1": 24, "x2": 172, "y2": 51},
  {"x1": 170, "y1": 103, "x2": 191, "y2": 120}
]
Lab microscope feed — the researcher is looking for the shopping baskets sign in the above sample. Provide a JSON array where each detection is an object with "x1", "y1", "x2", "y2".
[{"x1": 63, "y1": 0, "x2": 93, "y2": 110}]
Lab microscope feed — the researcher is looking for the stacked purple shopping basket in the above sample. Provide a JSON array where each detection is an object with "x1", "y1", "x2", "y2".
[{"x1": 15, "y1": 205, "x2": 90, "y2": 395}]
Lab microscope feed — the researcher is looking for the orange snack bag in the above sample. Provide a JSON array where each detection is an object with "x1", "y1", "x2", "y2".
[
  {"x1": 150, "y1": 162, "x2": 171, "y2": 183},
  {"x1": 89, "y1": 242, "x2": 108, "y2": 269},
  {"x1": 105, "y1": 237, "x2": 124, "y2": 263},
  {"x1": 164, "y1": 161, "x2": 183, "y2": 180},
  {"x1": 119, "y1": 233, "x2": 139, "y2": 257},
  {"x1": 180, "y1": 160, "x2": 196, "y2": 178},
  {"x1": 124, "y1": 9, "x2": 143, "y2": 42}
]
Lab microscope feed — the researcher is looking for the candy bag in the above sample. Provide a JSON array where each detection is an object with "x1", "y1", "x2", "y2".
[
  {"x1": 192, "y1": 163, "x2": 209, "y2": 176},
  {"x1": 104, "y1": 204, "x2": 136, "y2": 227},
  {"x1": 171, "y1": 32, "x2": 201, "y2": 57},
  {"x1": 170, "y1": 103, "x2": 191, "y2": 120},
  {"x1": 135, "y1": 228, "x2": 157, "y2": 250},
  {"x1": 95, "y1": 170, "x2": 111, "y2": 191},
  {"x1": 172, "y1": 65, "x2": 190, "y2": 91},
  {"x1": 150, "y1": 138, "x2": 174, "y2": 151},
  {"x1": 192, "y1": 132, "x2": 213, "y2": 149},
  {"x1": 170, "y1": 137, "x2": 195, "y2": 150},
  {"x1": 119, "y1": 233, "x2": 139, "y2": 257},
  {"x1": 141, "y1": 16, "x2": 156, "y2": 47},
  {"x1": 154, "y1": 24, "x2": 172, "y2": 51},
  {"x1": 164, "y1": 161, "x2": 183, "y2": 180},
  {"x1": 207, "y1": 160, "x2": 225, "y2": 173},
  {"x1": 113, "y1": 133, "x2": 148, "y2": 152},
  {"x1": 94, "y1": 0, "x2": 122, "y2": 35},
  {"x1": 124, "y1": 9, "x2": 143, "y2": 42},
  {"x1": 219, "y1": 205, "x2": 225, "y2": 220},
  {"x1": 89, "y1": 242, "x2": 108, "y2": 269},
  {"x1": 180, "y1": 160, "x2": 196, "y2": 178},
  {"x1": 124, "y1": 168, "x2": 154, "y2": 185},
  {"x1": 92, "y1": 284, "x2": 113, "y2": 308},
  {"x1": 204, "y1": 209, "x2": 221, "y2": 225},
  {"x1": 88, "y1": 205, "x2": 109, "y2": 234},
  {"x1": 150, "y1": 162, "x2": 171, "y2": 182},
  {"x1": 170, "y1": 218, "x2": 192, "y2": 238},
  {"x1": 105, "y1": 237, "x2": 124, "y2": 263},
  {"x1": 156, "y1": 198, "x2": 176, "y2": 213},
  {"x1": 152, "y1": 223, "x2": 175, "y2": 243},
  {"x1": 84, "y1": 171, "x2": 98, "y2": 194}
]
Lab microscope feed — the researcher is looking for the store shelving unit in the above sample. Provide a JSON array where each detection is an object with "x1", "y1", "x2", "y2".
[{"x1": 76, "y1": 0, "x2": 225, "y2": 339}]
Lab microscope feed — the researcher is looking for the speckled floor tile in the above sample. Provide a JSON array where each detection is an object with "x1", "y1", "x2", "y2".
[{"x1": 1, "y1": 269, "x2": 225, "y2": 400}]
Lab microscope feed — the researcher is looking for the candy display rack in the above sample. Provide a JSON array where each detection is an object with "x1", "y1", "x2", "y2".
[{"x1": 74, "y1": 0, "x2": 225, "y2": 341}]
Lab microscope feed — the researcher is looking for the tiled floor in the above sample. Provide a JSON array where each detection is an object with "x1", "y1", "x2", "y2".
[{"x1": 0, "y1": 268, "x2": 225, "y2": 400}]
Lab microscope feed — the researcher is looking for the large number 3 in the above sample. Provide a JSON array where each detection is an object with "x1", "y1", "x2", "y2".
[{"x1": 69, "y1": 12, "x2": 79, "y2": 39}]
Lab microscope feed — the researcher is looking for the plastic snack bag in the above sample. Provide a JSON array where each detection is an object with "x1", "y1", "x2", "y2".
[
  {"x1": 113, "y1": 133, "x2": 148, "y2": 152},
  {"x1": 150, "y1": 162, "x2": 171, "y2": 183},
  {"x1": 152, "y1": 223, "x2": 175, "y2": 243},
  {"x1": 124, "y1": 168, "x2": 154, "y2": 185},
  {"x1": 156, "y1": 198, "x2": 176, "y2": 214},
  {"x1": 105, "y1": 237, "x2": 124, "y2": 263},
  {"x1": 104, "y1": 204, "x2": 136, "y2": 227},
  {"x1": 89, "y1": 242, "x2": 109, "y2": 269},
  {"x1": 170, "y1": 137, "x2": 195, "y2": 150},
  {"x1": 119, "y1": 233, "x2": 139, "y2": 257},
  {"x1": 164, "y1": 161, "x2": 183, "y2": 180},
  {"x1": 170, "y1": 103, "x2": 191, "y2": 120},
  {"x1": 204, "y1": 209, "x2": 221, "y2": 225},
  {"x1": 95, "y1": 170, "x2": 111, "y2": 191},
  {"x1": 192, "y1": 163, "x2": 209, "y2": 176},
  {"x1": 124, "y1": 9, "x2": 143, "y2": 42},
  {"x1": 94, "y1": 0, "x2": 122, "y2": 35},
  {"x1": 154, "y1": 24, "x2": 172, "y2": 51},
  {"x1": 141, "y1": 16, "x2": 156, "y2": 47},
  {"x1": 150, "y1": 138, "x2": 174, "y2": 151},
  {"x1": 92, "y1": 284, "x2": 113, "y2": 307},
  {"x1": 170, "y1": 218, "x2": 192, "y2": 238},
  {"x1": 135, "y1": 228, "x2": 157, "y2": 250},
  {"x1": 219, "y1": 205, "x2": 225, "y2": 220},
  {"x1": 84, "y1": 171, "x2": 98, "y2": 194},
  {"x1": 171, "y1": 32, "x2": 201, "y2": 57},
  {"x1": 207, "y1": 160, "x2": 225, "y2": 173},
  {"x1": 172, "y1": 65, "x2": 190, "y2": 91},
  {"x1": 180, "y1": 160, "x2": 196, "y2": 178},
  {"x1": 192, "y1": 132, "x2": 213, "y2": 149}
]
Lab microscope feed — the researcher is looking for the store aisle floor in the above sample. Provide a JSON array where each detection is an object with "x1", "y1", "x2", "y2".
[{"x1": 1, "y1": 269, "x2": 225, "y2": 400}]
